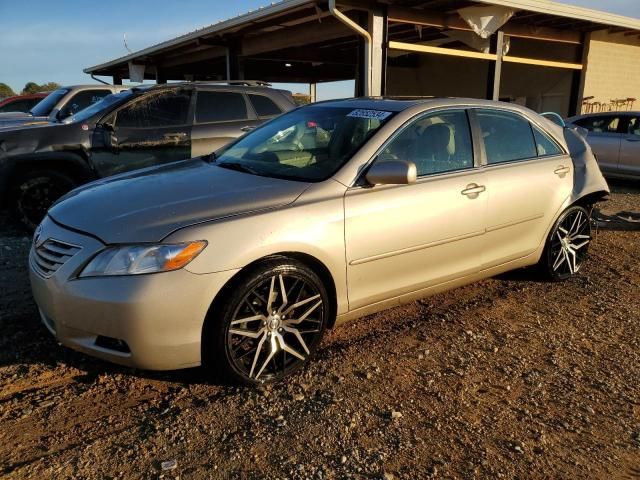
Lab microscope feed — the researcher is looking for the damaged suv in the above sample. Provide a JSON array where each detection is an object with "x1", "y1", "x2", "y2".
[
  {"x1": 0, "y1": 81, "x2": 295, "y2": 229},
  {"x1": 30, "y1": 98, "x2": 609, "y2": 385}
]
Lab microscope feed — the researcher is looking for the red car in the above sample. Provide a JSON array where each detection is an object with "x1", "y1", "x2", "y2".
[{"x1": 0, "y1": 93, "x2": 47, "y2": 113}]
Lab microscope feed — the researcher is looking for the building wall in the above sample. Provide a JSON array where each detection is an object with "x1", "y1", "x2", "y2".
[
  {"x1": 386, "y1": 52, "x2": 573, "y2": 115},
  {"x1": 583, "y1": 30, "x2": 640, "y2": 108}
]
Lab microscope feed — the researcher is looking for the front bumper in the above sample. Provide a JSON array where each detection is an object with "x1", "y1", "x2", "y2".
[{"x1": 29, "y1": 216, "x2": 238, "y2": 370}]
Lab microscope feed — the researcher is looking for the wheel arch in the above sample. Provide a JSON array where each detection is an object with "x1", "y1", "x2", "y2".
[
  {"x1": 204, "y1": 251, "x2": 339, "y2": 332},
  {"x1": 3, "y1": 151, "x2": 95, "y2": 200}
]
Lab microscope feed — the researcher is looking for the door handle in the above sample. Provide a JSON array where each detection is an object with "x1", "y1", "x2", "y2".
[
  {"x1": 554, "y1": 166, "x2": 570, "y2": 177},
  {"x1": 163, "y1": 132, "x2": 187, "y2": 140},
  {"x1": 625, "y1": 137, "x2": 640, "y2": 142},
  {"x1": 461, "y1": 184, "x2": 486, "y2": 198},
  {"x1": 241, "y1": 126, "x2": 256, "y2": 132}
]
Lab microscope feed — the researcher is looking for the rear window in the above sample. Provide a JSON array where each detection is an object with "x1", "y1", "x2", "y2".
[
  {"x1": 196, "y1": 91, "x2": 248, "y2": 123},
  {"x1": 249, "y1": 94, "x2": 282, "y2": 117},
  {"x1": 476, "y1": 110, "x2": 537, "y2": 164},
  {"x1": 532, "y1": 125, "x2": 563, "y2": 157}
]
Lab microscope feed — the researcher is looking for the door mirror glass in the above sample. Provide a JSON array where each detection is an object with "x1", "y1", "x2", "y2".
[{"x1": 366, "y1": 160, "x2": 417, "y2": 185}]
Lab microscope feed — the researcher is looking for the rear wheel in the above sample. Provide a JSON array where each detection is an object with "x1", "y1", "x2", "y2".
[
  {"x1": 539, "y1": 205, "x2": 592, "y2": 281},
  {"x1": 204, "y1": 259, "x2": 329, "y2": 385},
  {"x1": 11, "y1": 169, "x2": 77, "y2": 231}
]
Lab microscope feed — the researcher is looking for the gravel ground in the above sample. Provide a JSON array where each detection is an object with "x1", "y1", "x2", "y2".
[{"x1": 0, "y1": 181, "x2": 639, "y2": 480}]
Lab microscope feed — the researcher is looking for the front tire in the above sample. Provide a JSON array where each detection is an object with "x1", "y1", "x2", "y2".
[
  {"x1": 203, "y1": 258, "x2": 330, "y2": 385},
  {"x1": 539, "y1": 205, "x2": 592, "y2": 281},
  {"x1": 10, "y1": 169, "x2": 77, "y2": 231}
]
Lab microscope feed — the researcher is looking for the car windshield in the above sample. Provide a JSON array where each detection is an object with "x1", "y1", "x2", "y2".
[
  {"x1": 66, "y1": 90, "x2": 133, "y2": 124},
  {"x1": 30, "y1": 88, "x2": 69, "y2": 117},
  {"x1": 215, "y1": 106, "x2": 396, "y2": 182}
]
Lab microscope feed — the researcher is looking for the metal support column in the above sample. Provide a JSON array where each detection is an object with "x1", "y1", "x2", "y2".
[
  {"x1": 113, "y1": 76, "x2": 123, "y2": 85},
  {"x1": 309, "y1": 82, "x2": 317, "y2": 103},
  {"x1": 369, "y1": 8, "x2": 385, "y2": 97},
  {"x1": 486, "y1": 30, "x2": 504, "y2": 101}
]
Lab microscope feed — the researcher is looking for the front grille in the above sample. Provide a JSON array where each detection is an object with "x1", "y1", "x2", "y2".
[{"x1": 32, "y1": 238, "x2": 81, "y2": 277}]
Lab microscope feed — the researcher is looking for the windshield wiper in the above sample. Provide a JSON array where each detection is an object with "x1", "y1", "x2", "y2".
[
  {"x1": 216, "y1": 161, "x2": 261, "y2": 175},
  {"x1": 201, "y1": 151, "x2": 217, "y2": 163}
]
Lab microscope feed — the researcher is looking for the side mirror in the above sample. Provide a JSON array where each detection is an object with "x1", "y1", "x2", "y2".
[{"x1": 365, "y1": 160, "x2": 417, "y2": 186}]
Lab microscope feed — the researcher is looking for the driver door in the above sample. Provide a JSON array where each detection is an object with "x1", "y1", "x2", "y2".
[
  {"x1": 344, "y1": 109, "x2": 487, "y2": 310},
  {"x1": 90, "y1": 89, "x2": 194, "y2": 177}
]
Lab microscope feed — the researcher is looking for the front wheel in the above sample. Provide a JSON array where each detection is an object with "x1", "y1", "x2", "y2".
[
  {"x1": 539, "y1": 205, "x2": 592, "y2": 281},
  {"x1": 10, "y1": 169, "x2": 77, "y2": 231},
  {"x1": 203, "y1": 259, "x2": 330, "y2": 385}
]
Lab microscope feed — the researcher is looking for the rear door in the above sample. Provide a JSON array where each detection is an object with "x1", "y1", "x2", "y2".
[
  {"x1": 190, "y1": 90, "x2": 260, "y2": 157},
  {"x1": 619, "y1": 115, "x2": 640, "y2": 177},
  {"x1": 475, "y1": 109, "x2": 573, "y2": 268},
  {"x1": 573, "y1": 114, "x2": 623, "y2": 175},
  {"x1": 90, "y1": 88, "x2": 194, "y2": 177}
]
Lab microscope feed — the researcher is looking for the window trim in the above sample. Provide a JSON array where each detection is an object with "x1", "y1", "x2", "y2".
[
  {"x1": 353, "y1": 107, "x2": 479, "y2": 187},
  {"x1": 193, "y1": 89, "x2": 254, "y2": 125},
  {"x1": 110, "y1": 88, "x2": 195, "y2": 130},
  {"x1": 473, "y1": 107, "x2": 567, "y2": 168}
]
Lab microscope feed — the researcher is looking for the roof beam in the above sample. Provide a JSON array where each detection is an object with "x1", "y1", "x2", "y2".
[
  {"x1": 241, "y1": 17, "x2": 352, "y2": 56},
  {"x1": 388, "y1": 6, "x2": 582, "y2": 44}
]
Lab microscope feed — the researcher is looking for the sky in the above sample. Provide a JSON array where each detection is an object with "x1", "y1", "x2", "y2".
[{"x1": 1, "y1": 0, "x2": 639, "y2": 100}]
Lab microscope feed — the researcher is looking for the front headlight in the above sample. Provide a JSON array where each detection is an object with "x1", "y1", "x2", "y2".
[{"x1": 79, "y1": 241, "x2": 207, "y2": 277}]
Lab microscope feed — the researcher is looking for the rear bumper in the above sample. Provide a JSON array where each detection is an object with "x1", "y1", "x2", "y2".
[{"x1": 29, "y1": 216, "x2": 238, "y2": 370}]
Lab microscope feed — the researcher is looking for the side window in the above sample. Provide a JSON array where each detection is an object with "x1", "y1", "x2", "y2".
[
  {"x1": 477, "y1": 109, "x2": 537, "y2": 164},
  {"x1": 115, "y1": 90, "x2": 192, "y2": 128},
  {"x1": 0, "y1": 100, "x2": 29, "y2": 112},
  {"x1": 196, "y1": 91, "x2": 248, "y2": 123},
  {"x1": 574, "y1": 115, "x2": 620, "y2": 133},
  {"x1": 628, "y1": 117, "x2": 640, "y2": 136},
  {"x1": 532, "y1": 125, "x2": 564, "y2": 157},
  {"x1": 249, "y1": 94, "x2": 282, "y2": 117},
  {"x1": 59, "y1": 90, "x2": 110, "y2": 118},
  {"x1": 381, "y1": 110, "x2": 474, "y2": 176}
]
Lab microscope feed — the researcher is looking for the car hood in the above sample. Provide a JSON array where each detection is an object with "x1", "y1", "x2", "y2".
[
  {"x1": 49, "y1": 159, "x2": 311, "y2": 244},
  {"x1": 0, "y1": 115, "x2": 49, "y2": 128},
  {"x1": 0, "y1": 111, "x2": 32, "y2": 119}
]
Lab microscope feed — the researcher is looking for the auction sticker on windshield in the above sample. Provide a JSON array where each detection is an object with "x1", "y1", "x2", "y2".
[{"x1": 347, "y1": 109, "x2": 392, "y2": 120}]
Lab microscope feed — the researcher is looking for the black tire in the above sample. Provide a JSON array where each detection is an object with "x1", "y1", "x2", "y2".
[
  {"x1": 538, "y1": 205, "x2": 592, "y2": 282},
  {"x1": 203, "y1": 258, "x2": 330, "y2": 385},
  {"x1": 10, "y1": 169, "x2": 77, "y2": 231}
]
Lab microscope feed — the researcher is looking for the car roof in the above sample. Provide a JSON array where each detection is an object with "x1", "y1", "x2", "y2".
[
  {"x1": 306, "y1": 97, "x2": 540, "y2": 113},
  {"x1": 568, "y1": 111, "x2": 640, "y2": 121}
]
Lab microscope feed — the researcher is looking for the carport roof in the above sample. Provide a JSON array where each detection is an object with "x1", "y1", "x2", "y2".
[{"x1": 84, "y1": 0, "x2": 640, "y2": 79}]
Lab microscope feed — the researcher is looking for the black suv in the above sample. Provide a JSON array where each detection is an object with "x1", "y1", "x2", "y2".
[{"x1": 0, "y1": 81, "x2": 295, "y2": 229}]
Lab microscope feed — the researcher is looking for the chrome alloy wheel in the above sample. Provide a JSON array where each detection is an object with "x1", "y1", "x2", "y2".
[
  {"x1": 227, "y1": 273, "x2": 324, "y2": 381},
  {"x1": 549, "y1": 207, "x2": 591, "y2": 277}
]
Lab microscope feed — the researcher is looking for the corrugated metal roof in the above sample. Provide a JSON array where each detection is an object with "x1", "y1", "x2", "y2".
[{"x1": 84, "y1": 0, "x2": 640, "y2": 74}]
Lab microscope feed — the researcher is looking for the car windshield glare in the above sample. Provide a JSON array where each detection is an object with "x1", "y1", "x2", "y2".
[
  {"x1": 66, "y1": 90, "x2": 133, "y2": 124},
  {"x1": 215, "y1": 106, "x2": 396, "y2": 182},
  {"x1": 30, "y1": 88, "x2": 69, "y2": 117}
]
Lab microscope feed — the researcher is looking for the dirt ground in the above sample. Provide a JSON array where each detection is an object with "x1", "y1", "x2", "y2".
[{"x1": 0, "y1": 181, "x2": 639, "y2": 480}]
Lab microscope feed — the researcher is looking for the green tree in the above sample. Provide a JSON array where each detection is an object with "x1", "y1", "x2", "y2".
[
  {"x1": 21, "y1": 81, "x2": 61, "y2": 94},
  {"x1": 39, "y1": 82, "x2": 61, "y2": 92},
  {"x1": 0, "y1": 83, "x2": 15, "y2": 98},
  {"x1": 22, "y1": 82, "x2": 40, "y2": 94}
]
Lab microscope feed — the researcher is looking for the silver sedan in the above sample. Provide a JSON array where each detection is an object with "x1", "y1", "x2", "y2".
[
  {"x1": 567, "y1": 111, "x2": 640, "y2": 179},
  {"x1": 30, "y1": 98, "x2": 609, "y2": 384}
]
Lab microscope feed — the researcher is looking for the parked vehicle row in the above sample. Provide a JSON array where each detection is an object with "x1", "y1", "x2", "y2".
[
  {"x1": 0, "y1": 81, "x2": 295, "y2": 229},
  {"x1": 29, "y1": 98, "x2": 609, "y2": 384},
  {"x1": 0, "y1": 84, "x2": 126, "y2": 128}
]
